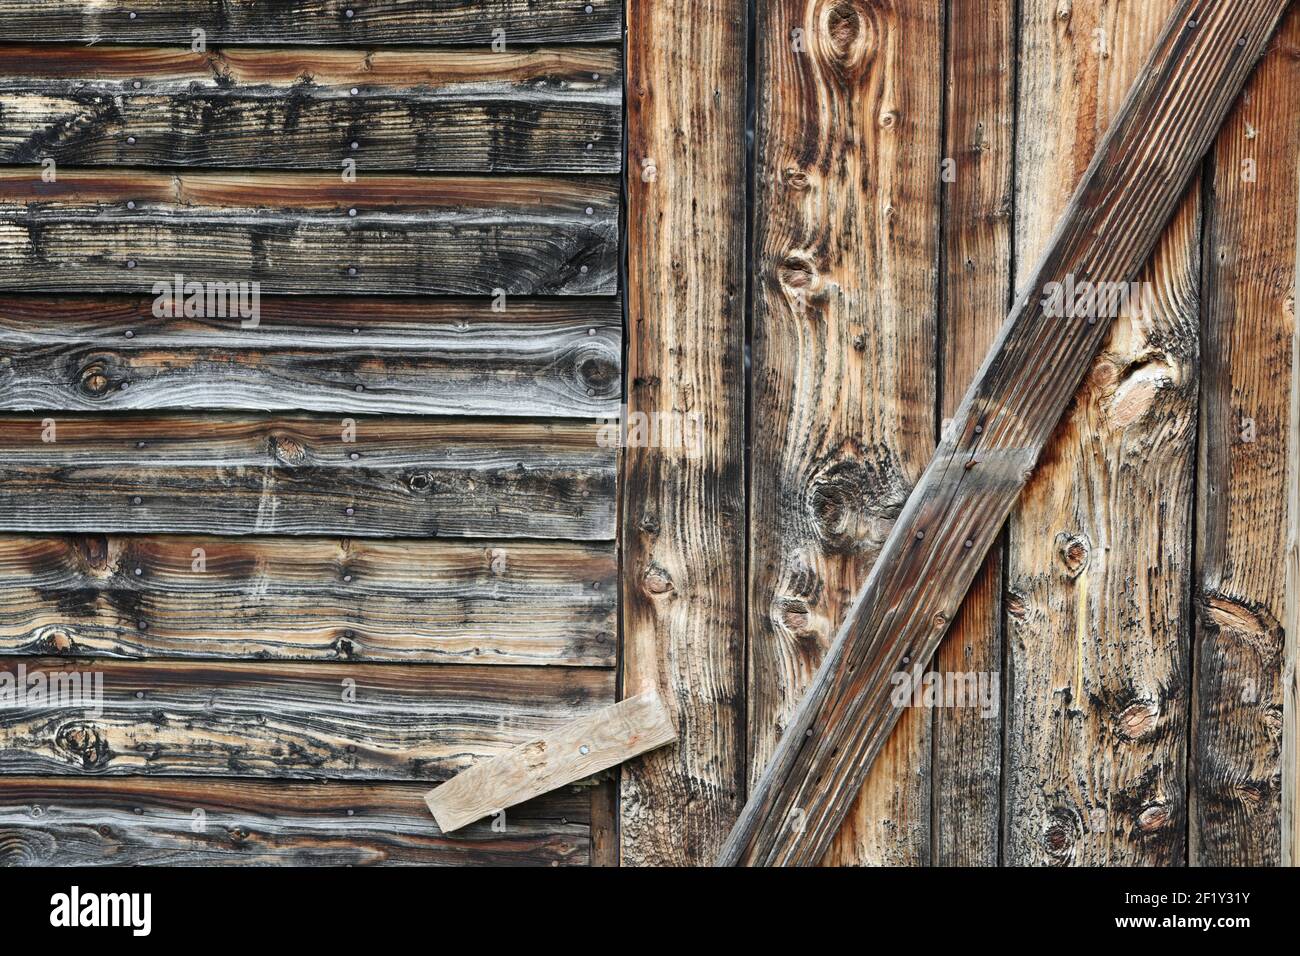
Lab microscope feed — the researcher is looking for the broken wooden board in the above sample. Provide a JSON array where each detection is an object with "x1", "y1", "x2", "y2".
[
  {"x1": 0, "y1": 170, "x2": 618, "y2": 296},
  {"x1": 0, "y1": 45, "x2": 621, "y2": 173},
  {"x1": 426, "y1": 691, "x2": 676, "y2": 834},
  {"x1": 0, "y1": 295, "x2": 621, "y2": 418},
  {"x1": 0, "y1": 414, "x2": 614, "y2": 540},
  {"x1": 719, "y1": 0, "x2": 1296, "y2": 866},
  {"x1": 0, "y1": 1, "x2": 622, "y2": 45}
]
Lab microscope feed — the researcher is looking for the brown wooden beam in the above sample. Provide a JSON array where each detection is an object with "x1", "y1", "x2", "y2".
[{"x1": 719, "y1": 0, "x2": 1296, "y2": 867}]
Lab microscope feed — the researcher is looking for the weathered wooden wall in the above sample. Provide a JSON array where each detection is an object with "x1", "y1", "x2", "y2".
[{"x1": 0, "y1": 1, "x2": 622, "y2": 866}]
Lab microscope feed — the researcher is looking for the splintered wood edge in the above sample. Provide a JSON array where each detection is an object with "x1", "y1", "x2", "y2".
[{"x1": 425, "y1": 691, "x2": 677, "y2": 833}]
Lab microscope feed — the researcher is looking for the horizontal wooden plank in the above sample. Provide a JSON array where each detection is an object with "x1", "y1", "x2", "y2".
[
  {"x1": 0, "y1": 45, "x2": 622, "y2": 173},
  {"x1": 0, "y1": 534, "x2": 616, "y2": 665},
  {"x1": 0, "y1": 657, "x2": 615, "y2": 780},
  {"x1": 0, "y1": 1, "x2": 621, "y2": 45},
  {"x1": 0, "y1": 295, "x2": 622, "y2": 417},
  {"x1": 0, "y1": 414, "x2": 615, "y2": 539},
  {"x1": 0, "y1": 776, "x2": 591, "y2": 866},
  {"x1": 0, "y1": 171, "x2": 618, "y2": 295}
]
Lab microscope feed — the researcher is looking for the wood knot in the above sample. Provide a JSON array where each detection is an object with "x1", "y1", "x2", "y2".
[
  {"x1": 488, "y1": 548, "x2": 508, "y2": 575},
  {"x1": 407, "y1": 472, "x2": 434, "y2": 493},
  {"x1": 573, "y1": 345, "x2": 619, "y2": 398},
  {"x1": 1041, "y1": 807, "x2": 1080, "y2": 861},
  {"x1": 816, "y1": 0, "x2": 877, "y2": 72},
  {"x1": 643, "y1": 564, "x2": 674, "y2": 596},
  {"x1": 807, "y1": 451, "x2": 907, "y2": 555},
  {"x1": 267, "y1": 433, "x2": 307, "y2": 466},
  {"x1": 78, "y1": 363, "x2": 112, "y2": 396},
  {"x1": 55, "y1": 722, "x2": 112, "y2": 770},
  {"x1": 1055, "y1": 532, "x2": 1090, "y2": 577},
  {"x1": 1116, "y1": 699, "x2": 1159, "y2": 740},
  {"x1": 38, "y1": 628, "x2": 77, "y2": 654},
  {"x1": 1005, "y1": 590, "x2": 1028, "y2": 619},
  {"x1": 777, "y1": 253, "x2": 818, "y2": 293},
  {"x1": 1137, "y1": 803, "x2": 1170, "y2": 833},
  {"x1": 782, "y1": 168, "x2": 811, "y2": 190}
]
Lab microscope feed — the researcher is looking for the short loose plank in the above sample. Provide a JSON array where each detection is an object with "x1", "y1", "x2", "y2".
[
  {"x1": 0, "y1": 45, "x2": 621, "y2": 174},
  {"x1": 0, "y1": 777, "x2": 591, "y2": 866},
  {"x1": 0, "y1": 1, "x2": 621, "y2": 45},
  {"x1": 0, "y1": 657, "x2": 614, "y2": 780},
  {"x1": 0, "y1": 534, "x2": 616, "y2": 666},
  {"x1": 0, "y1": 414, "x2": 614, "y2": 539},
  {"x1": 0, "y1": 296, "x2": 621, "y2": 418}
]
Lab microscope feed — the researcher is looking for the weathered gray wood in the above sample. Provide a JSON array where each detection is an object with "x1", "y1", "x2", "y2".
[
  {"x1": 0, "y1": 0, "x2": 621, "y2": 45},
  {"x1": 0, "y1": 45, "x2": 621, "y2": 174},
  {"x1": 1193, "y1": 5, "x2": 1300, "y2": 866},
  {"x1": 0, "y1": 534, "x2": 615, "y2": 666},
  {"x1": 719, "y1": 0, "x2": 1295, "y2": 866},
  {"x1": 0, "y1": 657, "x2": 614, "y2": 780},
  {"x1": 0, "y1": 777, "x2": 591, "y2": 866},
  {"x1": 0, "y1": 296, "x2": 621, "y2": 418},
  {"x1": 0, "y1": 414, "x2": 615, "y2": 540},
  {"x1": 0, "y1": 171, "x2": 618, "y2": 295}
]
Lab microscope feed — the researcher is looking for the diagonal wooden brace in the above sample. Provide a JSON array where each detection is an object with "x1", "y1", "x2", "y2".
[
  {"x1": 718, "y1": 0, "x2": 1296, "y2": 866},
  {"x1": 426, "y1": 691, "x2": 676, "y2": 833}
]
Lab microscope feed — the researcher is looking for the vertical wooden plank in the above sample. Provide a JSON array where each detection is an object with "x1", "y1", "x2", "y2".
[
  {"x1": 1286, "y1": 164, "x2": 1300, "y2": 868},
  {"x1": 1005, "y1": 0, "x2": 1199, "y2": 865},
  {"x1": 1193, "y1": 7, "x2": 1300, "y2": 867},
  {"x1": 749, "y1": 0, "x2": 942, "y2": 865},
  {"x1": 621, "y1": 0, "x2": 748, "y2": 865},
  {"x1": 933, "y1": 0, "x2": 1015, "y2": 867}
]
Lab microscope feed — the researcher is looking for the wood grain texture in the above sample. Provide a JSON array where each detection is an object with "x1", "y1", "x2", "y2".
[
  {"x1": 933, "y1": 0, "x2": 1015, "y2": 868},
  {"x1": 1287, "y1": 158, "x2": 1300, "y2": 869},
  {"x1": 720, "y1": 0, "x2": 1292, "y2": 867},
  {"x1": 1002, "y1": 0, "x2": 1200, "y2": 868},
  {"x1": 0, "y1": 295, "x2": 622, "y2": 418},
  {"x1": 426, "y1": 691, "x2": 676, "y2": 832},
  {"x1": 0, "y1": 45, "x2": 622, "y2": 174},
  {"x1": 0, "y1": 1, "x2": 621, "y2": 45},
  {"x1": 0, "y1": 534, "x2": 616, "y2": 666},
  {"x1": 748, "y1": 0, "x2": 941, "y2": 867},
  {"x1": 1192, "y1": 6, "x2": 1300, "y2": 866},
  {"x1": 621, "y1": 0, "x2": 747, "y2": 866},
  {"x1": 0, "y1": 414, "x2": 615, "y2": 540},
  {"x1": 0, "y1": 776, "x2": 591, "y2": 866},
  {"x1": 0, "y1": 657, "x2": 614, "y2": 780},
  {"x1": 0, "y1": 170, "x2": 618, "y2": 295}
]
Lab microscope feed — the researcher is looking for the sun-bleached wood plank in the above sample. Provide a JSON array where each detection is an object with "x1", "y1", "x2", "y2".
[{"x1": 426, "y1": 691, "x2": 676, "y2": 833}]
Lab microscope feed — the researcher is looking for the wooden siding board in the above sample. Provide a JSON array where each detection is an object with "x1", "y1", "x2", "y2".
[
  {"x1": 0, "y1": 171, "x2": 619, "y2": 296},
  {"x1": 0, "y1": 534, "x2": 616, "y2": 666},
  {"x1": 1192, "y1": 6, "x2": 1300, "y2": 866},
  {"x1": 0, "y1": 414, "x2": 615, "y2": 540},
  {"x1": 0, "y1": 657, "x2": 615, "y2": 780},
  {"x1": 620, "y1": 0, "x2": 747, "y2": 866},
  {"x1": 933, "y1": 0, "x2": 1015, "y2": 868},
  {"x1": 0, "y1": 45, "x2": 622, "y2": 174},
  {"x1": 748, "y1": 0, "x2": 943, "y2": 867},
  {"x1": 0, "y1": 295, "x2": 622, "y2": 418},
  {"x1": 0, "y1": 776, "x2": 591, "y2": 866},
  {"x1": 0, "y1": 1, "x2": 622, "y2": 46}
]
